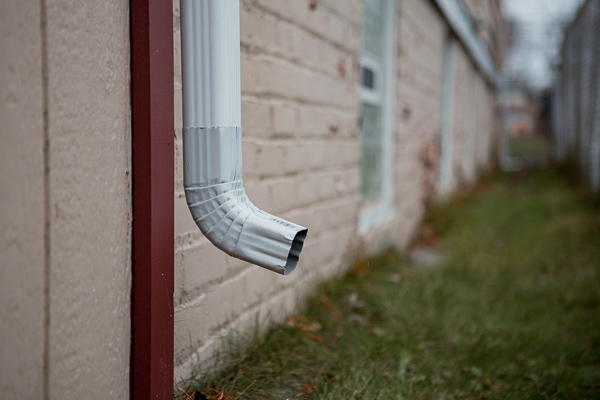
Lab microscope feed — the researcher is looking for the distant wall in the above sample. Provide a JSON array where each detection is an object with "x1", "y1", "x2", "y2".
[
  {"x1": 0, "y1": 1, "x2": 131, "y2": 398},
  {"x1": 173, "y1": 0, "x2": 500, "y2": 380},
  {"x1": 554, "y1": 0, "x2": 600, "y2": 192}
]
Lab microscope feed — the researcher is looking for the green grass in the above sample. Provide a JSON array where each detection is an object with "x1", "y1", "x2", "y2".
[
  {"x1": 179, "y1": 169, "x2": 600, "y2": 400},
  {"x1": 509, "y1": 136, "x2": 551, "y2": 159}
]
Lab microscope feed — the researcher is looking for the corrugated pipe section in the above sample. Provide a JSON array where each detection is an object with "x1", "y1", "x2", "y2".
[{"x1": 180, "y1": 0, "x2": 307, "y2": 275}]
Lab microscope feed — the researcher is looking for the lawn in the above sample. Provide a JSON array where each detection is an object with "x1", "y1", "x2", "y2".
[
  {"x1": 178, "y1": 168, "x2": 600, "y2": 399},
  {"x1": 509, "y1": 136, "x2": 552, "y2": 159}
]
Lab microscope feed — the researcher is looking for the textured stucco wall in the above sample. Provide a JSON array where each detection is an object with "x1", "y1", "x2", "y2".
[
  {"x1": 0, "y1": 0, "x2": 132, "y2": 399},
  {"x1": 0, "y1": 1, "x2": 45, "y2": 398},
  {"x1": 46, "y1": 0, "x2": 131, "y2": 398},
  {"x1": 173, "y1": 0, "x2": 500, "y2": 380}
]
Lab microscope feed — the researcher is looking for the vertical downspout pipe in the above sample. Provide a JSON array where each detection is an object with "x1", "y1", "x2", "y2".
[{"x1": 180, "y1": 0, "x2": 307, "y2": 275}]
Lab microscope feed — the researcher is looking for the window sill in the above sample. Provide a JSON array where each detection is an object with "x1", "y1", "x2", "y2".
[{"x1": 358, "y1": 202, "x2": 395, "y2": 236}]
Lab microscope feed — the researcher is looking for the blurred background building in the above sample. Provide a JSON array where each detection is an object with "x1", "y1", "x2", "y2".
[
  {"x1": 552, "y1": 0, "x2": 600, "y2": 191},
  {"x1": 499, "y1": 0, "x2": 594, "y2": 172}
]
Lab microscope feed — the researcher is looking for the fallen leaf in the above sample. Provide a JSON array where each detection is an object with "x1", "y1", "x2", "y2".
[
  {"x1": 320, "y1": 294, "x2": 343, "y2": 321},
  {"x1": 286, "y1": 316, "x2": 322, "y2": 331},
  {"x1": 296, "y1": 380, "x2": 317, "y2": 397},
  {"x1": 351, "y1": 260, "x2": 369, "y2": 276},
  {"x1": 199, "y1": 388, "x2": 236, "y2": 400},
  {"x1": 309, "y1": 333, "x2": 324, "y2": 342},
  {"x1": 301, "y1": 321, "x2": 322, "y2": 332}
]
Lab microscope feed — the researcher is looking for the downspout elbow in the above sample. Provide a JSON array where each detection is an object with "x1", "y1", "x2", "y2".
[
  {"x1": 180, "y1": 0, "x2": 307, "y2": 275},
  {"x1": 183, "y1": 127, "x2": 307, "y2": 275}
]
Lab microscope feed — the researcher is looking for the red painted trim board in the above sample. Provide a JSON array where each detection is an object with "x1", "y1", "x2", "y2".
[{"x1": 130, "y1": 0, "x2": 174, "y2": 398}]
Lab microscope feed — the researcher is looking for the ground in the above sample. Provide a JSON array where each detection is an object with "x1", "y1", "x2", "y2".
[
  {"x1": 177, "y1": 167, "x2": 600, "y2": 400},
  {"x1": 509, "y1": 135, "x2": 551, "y2": 159}
]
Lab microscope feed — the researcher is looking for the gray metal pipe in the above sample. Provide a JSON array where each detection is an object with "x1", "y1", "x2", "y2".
[{"x1": 180, "y1": 0, "x2": 307, "y2": 275}]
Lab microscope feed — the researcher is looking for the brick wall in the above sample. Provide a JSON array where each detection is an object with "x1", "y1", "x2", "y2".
[{"x1": 173, "y1": 0, "x2": 500, "y2": 380}]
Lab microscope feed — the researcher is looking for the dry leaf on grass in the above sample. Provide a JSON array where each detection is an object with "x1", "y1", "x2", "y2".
[
  {"x1": 308, "y1": 333, "x2": 324, "y2": 342},
  {"x1": 320, "y1": 294, "x2": 343, "y2": 321},
  {"x1": 296, "y1": 380, "x2": 317, "y2": 398}
]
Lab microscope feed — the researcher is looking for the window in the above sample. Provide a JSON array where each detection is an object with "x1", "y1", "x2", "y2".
[
  {"x1": 359, "y1": 0, "x2": 397, "y2": 234},
  {"x1": 438, "y1": 35, "x2": 455, "y2": 194}
]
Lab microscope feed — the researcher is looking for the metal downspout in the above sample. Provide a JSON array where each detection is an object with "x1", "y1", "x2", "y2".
[{"x1": 180, "y1": 0, "x2": 307, "y2": 275}]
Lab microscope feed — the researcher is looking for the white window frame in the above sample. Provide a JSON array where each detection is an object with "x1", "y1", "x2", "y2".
[
  {"x1": 438, "y1": 35, "x2": 456, "y2": 195},
  {"x1": 360, "y1": 55, "x2": 382, "y2": 105},
  {"x1": 358, "y1": 0, "x2": 398, "y2": 236}
]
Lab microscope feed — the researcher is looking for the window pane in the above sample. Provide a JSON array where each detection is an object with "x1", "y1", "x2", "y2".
[
  {"x1": 361, "y1": 103, "x2": 382, "y2": 201},
  {"x1": 361, "y1": 66, "x2": 375, "y2": 89},
  {"x1": 363, "y1": 0, "x2": 385, "y2": 60}
]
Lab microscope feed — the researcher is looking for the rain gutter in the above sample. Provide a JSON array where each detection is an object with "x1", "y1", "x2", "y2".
[
  {"x1": 180, "y1": 0, "x2": 307, "y2": 275},
  {"x1": 433, "y1": 0, "x2": 498, "y2": 87}
]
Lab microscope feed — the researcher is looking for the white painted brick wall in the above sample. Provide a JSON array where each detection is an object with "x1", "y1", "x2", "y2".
[{"x1": 173, "y1": 0, "x2": 500, "y2": 380}]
